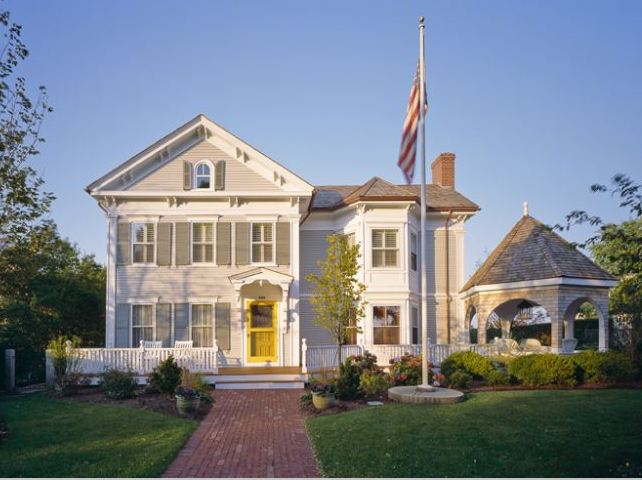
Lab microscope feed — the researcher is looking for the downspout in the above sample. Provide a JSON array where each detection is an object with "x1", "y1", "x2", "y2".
[{"x1": 445, "y1": 209, "x2": 453, "y2": 344}]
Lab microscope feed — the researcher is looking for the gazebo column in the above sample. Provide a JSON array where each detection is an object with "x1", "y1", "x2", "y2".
[
  {"x1": 541, "y1": 296, "x2": 563, "y2": 353},
  {"x1": 563, "y1": 316, "x2": 575, "y2": 340},
  {"x1": 476, "y1": 306, "x2": 489, "y2": 345},
  {"x1": 595, "y1": 298, "x2": 609, "y2": 352}
]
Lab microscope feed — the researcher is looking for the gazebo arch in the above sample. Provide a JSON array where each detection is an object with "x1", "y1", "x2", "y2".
[{"x1": 461, "y1": 208, "x2": 617, "y2": 352}]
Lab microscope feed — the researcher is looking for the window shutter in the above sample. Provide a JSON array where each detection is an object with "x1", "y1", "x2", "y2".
[
  {"x1": 115, "y1": 303, "x2": 130, "y2": 347},
  {"x1": 183, "y1": 161, "x2": 192, "y2": 190},
  {"x1": 156, "y1": 223, "x2": 172, "y2": 266},
  {"x1": 214, "y1": 161, "x2": 225, "y2": 191},
  {"x1": 235, "y1": 223, "x2": 250, "y2": 265},
  {"x1": 276, "y1": 222, "x2": 290, "y2": 265},
  {"x1": 216, "y1": 222, "x2": 231, "y2": 265},
  {"x1": 174, "y1": 303, "x2": 189, "y2": 342},
  {"x1": 215, "y1": 303, "x2": 231, "y2": 351},
  {"x1": 117, "y1": 222, "x2": 130, "y2": 265},
  {"x1": 156, "y1": 303, "x2": 172, "y2": 347},
  {"x1": 175, "y1": 222, "x2": 191, "y2": 265}
]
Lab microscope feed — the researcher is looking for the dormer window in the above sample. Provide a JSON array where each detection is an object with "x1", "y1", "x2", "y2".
[{"x1": 195, "y1": 161, "x2": 212, "y2": 189}]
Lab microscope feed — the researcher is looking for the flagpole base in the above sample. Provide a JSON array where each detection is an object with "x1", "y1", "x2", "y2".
[
  {"x1": 388, "y1": 385, "x2": 464, "y2": 405},
  {"x1": 416, "y1": 384, "x2": 436, "y2": 393}
]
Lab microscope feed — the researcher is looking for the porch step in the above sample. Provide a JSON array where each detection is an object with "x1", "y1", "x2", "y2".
[
  {"x1": 213, "y1": 368, "x2": 307, "y2": 390},
  {"x1": 215, "y1": 381, "x2": 305, "y2": 390}
]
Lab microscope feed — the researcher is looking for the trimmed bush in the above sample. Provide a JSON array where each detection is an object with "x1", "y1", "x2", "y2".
[
  {"x1": 448, "y1": 370, "x2": 472, "y2": 389},
  {"x1": 336, "y1": 359, "x2": 362, "y2": 400},
  {"x1": 573, "y1": 350, "x2": 638, "y2": 383},
  {"x1": 101, "y1": 368, "x2": 137, "y2": 399},
  {"x1": 359, "y1": 371, "x2": 389, "y2": 398},
  {"x1": 440, "y1": 351, "x2": 494, "y2": 380},
  {"x1": 485, "y1": 369, "x2": 511, "y2": 386},
  {"x1": 147, "y1": 356, "x2": 181, "y2": 394},
  {"x1": 508, "y1": 354, "x2": 579, "y2": 386}
]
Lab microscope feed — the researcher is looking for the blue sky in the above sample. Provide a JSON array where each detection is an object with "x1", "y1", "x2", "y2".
[{"x1": 9, "y1": 0, "x2": 642, "y2": 275}]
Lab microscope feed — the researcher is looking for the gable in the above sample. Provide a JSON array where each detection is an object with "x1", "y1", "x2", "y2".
[{"x1": 126, "y1": 140, "x2": 280, "y2": 192}]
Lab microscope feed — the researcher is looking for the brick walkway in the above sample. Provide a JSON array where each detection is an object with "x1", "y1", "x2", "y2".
[{"x1": 164, "y1": 390, "x2": 320, "y2": 478}]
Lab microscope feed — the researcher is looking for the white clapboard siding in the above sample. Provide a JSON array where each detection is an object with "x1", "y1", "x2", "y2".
[
  {"x1": 299, "y1": 230, "x2": 332, "y2": 295},
  {"x1": 129, "y1": 140, "x2": 280, "y2": 192}
]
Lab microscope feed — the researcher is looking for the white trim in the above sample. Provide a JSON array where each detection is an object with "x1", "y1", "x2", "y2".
[
  {"x1": 92, "y1": 190, "x2": 312, "y2": 198},
  {"x1": 461, "y1": 277, "x2": 618, "y2": 297},
  {"x1": 193, "y1": 159, "x2": 215, "y2": 190},
  {"x1": 130, "y1": 303, "x2": 155, "y2": 348}
]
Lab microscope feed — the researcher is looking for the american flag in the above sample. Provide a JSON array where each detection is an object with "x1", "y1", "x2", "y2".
[{"x1": 397, "y1": 66, "x2": 427, "y2": 184}]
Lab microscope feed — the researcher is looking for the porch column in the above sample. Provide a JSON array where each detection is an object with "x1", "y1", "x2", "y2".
[
  {"x1": 105, "y1": 214, "x2": 118, "y2": 348},
  {"x1": 280, "y1": 283, "x2": 290, "y2": 366}
]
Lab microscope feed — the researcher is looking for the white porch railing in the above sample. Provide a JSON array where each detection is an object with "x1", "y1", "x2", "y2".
[
  {"x1": 302, "y1": 339, "x2": 501, "y2": 372},
  {"x1": 46, "y1": 341, "x2": 219, "y2": 385}
]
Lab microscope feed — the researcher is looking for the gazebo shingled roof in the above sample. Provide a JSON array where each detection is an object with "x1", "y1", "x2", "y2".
[{"x1": 461, "y1": 214, "x2": 615, "y2": 292}]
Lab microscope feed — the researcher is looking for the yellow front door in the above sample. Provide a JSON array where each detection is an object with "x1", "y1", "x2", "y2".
[{"x1": 247, "y1": 301, "x2": 278, "y2": 363}]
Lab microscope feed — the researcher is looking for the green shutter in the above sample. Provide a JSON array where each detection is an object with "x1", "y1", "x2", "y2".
[
  {"x1": 214, "y1": 161, "x2": 225, "y2": 191},
  {"x1": 157, "y1": 223, "x2": 172, "y2": 266},
  {"x1": 276, "y1": 222, "x2": 290, "y2": 265},
  {"x1": 156, "y1": 303, "x2": 172, "y2": 347},
  {"x1": 115, "y1": 303, "x2": 130, "y2": 347},
  {"x1": 174, "y1": 303, "x2": 189, "y2": 342},
  {"x1": 175, "y1": 222, "x2": 191, "y2": 265},
  {"x1": 215, "y1": 303, "x2": 231, "y2": 351},
  {"x1": 116, "y1": 222, "x2": 130, "y2": 266},
  {"x1": 183, "y1": 161, "x2": 192, "y2": 190},
  {"x1": 235, "y1": 223, "x2": 250, "y2": 265},
  {"x1": 216, "y1": 222, "x2": 231, "y2": 265}
]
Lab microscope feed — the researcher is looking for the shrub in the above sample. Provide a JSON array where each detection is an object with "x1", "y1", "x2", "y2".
[
  {"x1": 47, "y1": 336, "x2": 83, "y2": 395},
  {"x1": 509, "y1": 354, "x2": 579, "y2": 386},
  {"x1": 359, "y1": 371, "x2": 389, "y2": 398},
  {"x1": 147, "y1": 355, "x2": 181, "y2": 394},
  {"x1": 448, "y1": 370, "x2": 472, "y2": 389},
  {"x1": 389, "y1": 354, "x2": 427, "y2": 386},
  {"x1": 101, "y1": 369, "x2": 137, "y2": 399},
  {"x1": 336, "y1": 359, "x2": 361, "y2": 400},
  {"x1": 485, "y1": 369, "x2": 511, "y2": 386},
  {"x1": 347, "y1": 351, "x2": 379, "y2": 373},
  {"x1": 440, "y1": 351, "x2": 494, "y2": 380},
  {"x1": 573, "y1": 350, "x2": 638, "y2": 383}
]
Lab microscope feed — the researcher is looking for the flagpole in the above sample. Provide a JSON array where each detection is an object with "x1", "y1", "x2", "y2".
[{"x1": 418, "y1": 16, "x2": 432, "y2": 390}]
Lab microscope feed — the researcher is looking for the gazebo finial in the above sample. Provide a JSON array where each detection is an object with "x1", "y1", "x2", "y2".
[{"x1": 523, "y1": 201, "x2": 529, "y2": 216}]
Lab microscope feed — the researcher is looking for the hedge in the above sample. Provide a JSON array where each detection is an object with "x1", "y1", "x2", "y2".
[{"x1": 508, "y1": 354, "x2": 579, "y2": 386}]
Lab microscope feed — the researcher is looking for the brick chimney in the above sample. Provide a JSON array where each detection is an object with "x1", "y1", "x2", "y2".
[{"x1": 431, "y1": 152, "x2": 455, "y2": 188}]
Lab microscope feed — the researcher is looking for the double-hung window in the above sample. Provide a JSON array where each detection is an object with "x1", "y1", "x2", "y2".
[
  {"x1": 132, "y1": 305, "x2": 154, "y2": 346},
  {"x1": 195, "y1": 162, "x2": 211, "y2": 189},
  {"x1": 192, "y1": 223, "x2": 214, "y2": 263},
  {"x1": 132, "y1": 223, "x2": 155, "y2": 264},
  {"x1": 252, "y1": 223, "x2": 273, "y2": 263},
  {"x1": 373, "y1": 305, "x2": 400, "y2": 344},
  {"x1": 410, "y1": 232, "x2": 418, "y2": 271},
  {"x1": 372, "y1": 229, "x2": 398, "y2": 267},
  {"x1": 191, "y1": 304, "x2": 213, "y2": 347}
]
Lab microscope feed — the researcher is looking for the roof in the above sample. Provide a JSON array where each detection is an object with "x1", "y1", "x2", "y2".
[
  {"x1": 461, "y1": 214, "x2": 616, "y2": 292},
  {"x1": 311, "y1": 177, "x2": 480, "y2": 212}
]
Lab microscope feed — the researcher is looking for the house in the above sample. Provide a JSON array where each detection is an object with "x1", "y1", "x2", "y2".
[{"x1": 84, "y1": 114, "x2": 479, "y2": 379}]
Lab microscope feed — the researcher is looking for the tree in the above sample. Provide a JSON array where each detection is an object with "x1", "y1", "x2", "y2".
[
  {"x1": 556, "y1": 174, "x2": 642, "y2": 363},
  {"x1": 306, "y1": 234, "x2": 367, "y2": 368},
  {"x1": 0, "y1": 8, "x2": 53, "y2": 243}
]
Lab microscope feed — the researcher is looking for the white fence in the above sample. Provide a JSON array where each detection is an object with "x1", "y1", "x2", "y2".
[
  {"x1": 302, "y1": 339, "x2": 501, "y2": 372},
  {"x1": 46, "y1": 343, "x2": 219, "y2": 385}
]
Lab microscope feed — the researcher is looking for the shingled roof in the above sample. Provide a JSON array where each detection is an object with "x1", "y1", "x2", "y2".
[
  {"x1": 312, "y1": 177, "x2": 479, "y2": 211},
  {"x1": 461, "y1": 214, "x2": 616, "y2": 292}
]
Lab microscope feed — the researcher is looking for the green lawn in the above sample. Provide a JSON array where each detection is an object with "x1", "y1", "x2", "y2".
[
  {"x1": 307, "y1": 389, "x2": 642, "y2": 477},
  {"x1": 0, "y1": 393, "x2": 196, "y2": 477}
]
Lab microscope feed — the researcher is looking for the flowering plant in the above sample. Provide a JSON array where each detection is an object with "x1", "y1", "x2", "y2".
[
  {"x1": 389, "y1": 354, "x2": 433, "y2": 386},
  {"x1": 175, "y1": 386, "x2": 200, "y2": 399},
  {"x1": 433, "y1": 373, "x2": 445, "y2": 387},
  {"x1": 309, "y1": 379, "x2": 336, "y2": 396},
  {"x1": 347, "y1": 351, "x2": 379, "y2": 373}
]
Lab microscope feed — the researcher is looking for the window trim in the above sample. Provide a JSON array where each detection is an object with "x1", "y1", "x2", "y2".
[
  {"x1": 130, "y1": 303, "x2": 155, "y2": 347},
  {"x1": 250, "y1": 221, "x2": 276, "y2": 265},
  {"x1": 193, "y1": 159, "x2": 214, "y2": 190},
  {"x1": 189, "y1": 303, "x2": 215, "y2": 348},
  {"x1": 371, "y1": 228, "x2": 399, "y2": 269},
  {"x1": 410, "y1": 232, "x2": 418, "y2": 272},
  {"x1": 191, "y1": 221, "x2": 215, "y2": 264},
  {"x1": 372, "y1": 304, "x2": 401, "y2": 345},
  {"x1": 131, "y1": 222, "x2": 156, "y2": 265}
]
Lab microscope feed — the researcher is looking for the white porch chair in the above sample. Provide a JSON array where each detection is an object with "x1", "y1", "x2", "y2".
[
  {"x1": 173, "y1": 340, "x2": 194, "y2": 369},
  {"x1": 174, "y1": 340, "x2": 193, "y2": 349},
  {"x1": 142, "y1": 340, "x2": 162, "y2": 349},
  {"x1": 139, "y1": 340, "x2": 162, "y2": 372}
]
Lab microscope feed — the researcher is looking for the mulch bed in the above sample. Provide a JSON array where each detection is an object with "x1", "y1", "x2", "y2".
[
  {"x1": 299, "y1": 392, "x2": 392, "y2": 417},
  {"x1": 62, "y1": 386, "x2": 213, "y2": 420}
]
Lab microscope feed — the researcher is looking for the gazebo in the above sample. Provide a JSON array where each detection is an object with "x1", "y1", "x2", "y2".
[{"x1": 461, "y1": 204, "x2": 617, "y2": 352}]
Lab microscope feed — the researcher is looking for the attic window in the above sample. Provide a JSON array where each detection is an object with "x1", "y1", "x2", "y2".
[{"x1": 195, "y1": 161, "x2": 212, "y2": 189}]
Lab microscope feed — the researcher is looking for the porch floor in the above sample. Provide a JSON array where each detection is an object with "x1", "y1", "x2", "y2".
[{"x1": 163, "y1": 389, "x2": 319, "y2": 478}]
